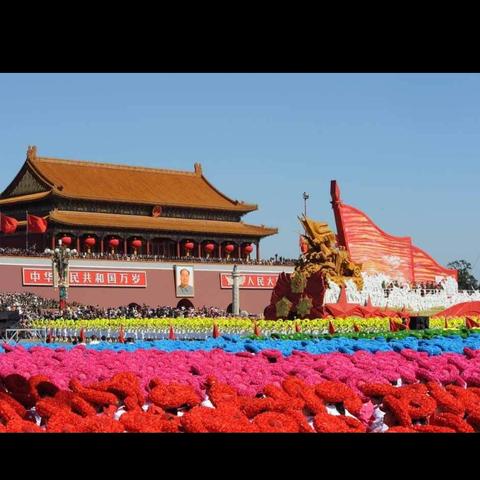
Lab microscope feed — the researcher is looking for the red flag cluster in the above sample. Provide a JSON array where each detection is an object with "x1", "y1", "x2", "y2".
[{"x1": 0, "y1": 214, "x2": 48, "y2": 234}]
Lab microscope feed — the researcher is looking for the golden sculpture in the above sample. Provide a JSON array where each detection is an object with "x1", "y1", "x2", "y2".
[{"x1": 295, "y1": 214, "x2": 363, "y2": 290}]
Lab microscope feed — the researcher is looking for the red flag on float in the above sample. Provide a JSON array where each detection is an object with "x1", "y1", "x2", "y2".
[
  {"x1": 353, "y1": 323, "x2": 360, "y2": 333},
  {"x1": 389, "y1": 319, "x2": 399, "y2": 332},
  {"x1": 254, "y1": 322, "x2": 261, "y2": 337},
  {"x1": 0, "y1": 213, "x2": 18, "y2": 233},
  {"x1": 169, "y1": 325, "x2": 176, "y2": 340},
  {"x1": 27, "y1": 214, "x2": 48, "y2": 233},
  {"x1": 295, "y1": 321, "x2": 302, "y2": 333},
  {"x1": 328, "y1": 320, "x2": 336, "y2": 335},
  {"x1": 212, "y1": 322, "x2": 220, "y2": 338},
  {"x1": 118, "y1": 326, "x2": 125, "y2": 343},
  {"x1": 466, "y1": 317, "x2": 480, "y2": 329}
]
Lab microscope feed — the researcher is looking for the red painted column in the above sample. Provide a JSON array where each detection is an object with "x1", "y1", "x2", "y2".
[
  {"x1": 176, "y1": 241, "x2": 180, "y2": 257},
  {"x1": 147, "y1": 239, "x2": 150, "y2": 256},
  {"x1": 100, "y1": 237, "x2": 104, "y2": 255},
  {"x1": 51, "y1": 235, "x2": 55, "y2": 250},
  {"x1": 76, "y1": 236, "x2": 80, "y2": 252},
  {"x1": 256, "y1": 241, "x2": 260, "y2": 261},
  {"x1": 218, "y1": 243, "x2": 222, "y2": 259},
  {"x1": 124, "y1": 238, "x2": 128, "y2": 255},
  {"x1": 198, "y1": 242, "x2": 201, "y2": 258}
]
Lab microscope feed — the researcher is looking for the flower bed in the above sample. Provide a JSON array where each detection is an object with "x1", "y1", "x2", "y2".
[
  {"x1": 1, "y1": 370, "x2": 479, "y2": 433},
  {"x1": 3, "y1": 343, "x2": 480, "y2": 395},
  {"x1": 12, "y1": 331, "x2": 480, "y2": 356},
  {"x1": 30, "y1": 317, "x2": 396, "y2": 336},
  {"x1": 31, "y1": 316, "x2": 480, "y2": 338}
]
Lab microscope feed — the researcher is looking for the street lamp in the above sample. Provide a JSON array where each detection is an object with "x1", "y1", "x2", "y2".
[
  {"x1": 44, "y1": 239, "x2": 77, "y2": 313},
  {"x1": 303, "y1": 192, "x2": 310, "y2": 217}
]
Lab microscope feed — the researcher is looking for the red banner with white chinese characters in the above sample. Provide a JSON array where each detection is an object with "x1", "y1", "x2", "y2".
[
  {"x1": 22, "y1": 268, "x2": 147, "y2": 287},
  {"x1": 220, "y1": 272, "x2": 279, "y2": 289}
]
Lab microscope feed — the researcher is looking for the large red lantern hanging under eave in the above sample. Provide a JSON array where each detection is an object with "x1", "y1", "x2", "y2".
[
  {"x1": 244, "y1": 244, "x2": 253, "y2": 254},
  {"x1": 131, "y1": 239, "x2": 142, "y2": 255},
  {"x1": 84, "y1": 237, "x2": 96, "y2": 253},
  {"x1": 131, "y1": 239, "x2": 142, "y2": 249},
  {"x1": 225, "y1": 244, "x2": 235, "y2": 258},
  {"x1": 60, "y1": 236, "x2": 72, "y2": 246},
  {"x1": 204, "y1": 242, "x2": 215, "y2": 258},
  {"x1": 109, "y1": 238, "x2": 120, "y2": 253},
  {"x1": 184, "y1": 241, "x2": 194, "y2": 257},
  {"x1": 109, "y1": 238, "x2": 120, "y2": 248}
]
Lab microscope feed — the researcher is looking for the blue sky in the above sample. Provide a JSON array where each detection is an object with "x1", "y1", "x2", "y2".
[{"x1": 0, "y1": 74, "x2": 479, "y2": 276}]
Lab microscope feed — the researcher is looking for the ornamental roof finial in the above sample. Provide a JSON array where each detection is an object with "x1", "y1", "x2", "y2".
[
  {"x1": 27, "y1": 145, "x2": 38, "y2": 161},
  {"x1": 194, "y1": 162, "x2": 203, "y2": 175}
]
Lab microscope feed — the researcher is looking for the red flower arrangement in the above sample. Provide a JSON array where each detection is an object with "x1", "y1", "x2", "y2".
[
  {"x1": 69, "y1": 379, "x2": 119, "y2": 409},
  {"x1": 281, "y1": 376, "x2": 326, "y2": 415},
  {"x1": 382, "y1": 395, "x2": 412, "y2": 427},
  {"x1": 253, "y1": 412, "x2": 301, "y2": 433},
  {"x1": 120, "y1": 410, "x2": 181, "y2": 433},
  {"x1": 313, "y1": 412, "x2": 366, "y2": 433},
  {"x1": 2, "y1": 370, "x2": 480, "y2": 433},
  {"x1": 181, "y1": 405, "x2": 256, "y2": 433},
  {"x1": 315, "y1": 381, "x2": 363, "y2": 416},
  {"x1": 430, "y1": 412, "x2": 475, "y2": 433},
  {"x1": 0, "y1": 392, "x2": 27, "y2": 418},
  {"x1": 205, "y1": 377, "x2": 239, "y2": 407},
  {"x1": 426, "y1": 381, "x2": 464, "y2": 416},
  {"x1": 149, "y1": 381, "x2": 201, "y2": 410},
  {"x1": 29, "y1": 374, "x2": 59, "y2": 400}
]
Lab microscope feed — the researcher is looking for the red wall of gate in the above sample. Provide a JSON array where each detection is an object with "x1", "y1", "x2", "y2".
[{"x1": 0, "y1": 263, "x2": 278, "y2": 314}]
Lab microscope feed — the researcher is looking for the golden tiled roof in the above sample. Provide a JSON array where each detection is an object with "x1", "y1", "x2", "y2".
[
  {"x1": 26, "y1": 155, "x2": 257, "y2": 212},
  {"x1": 49, "y1": 210, "x2": 278, "y2": 238}
]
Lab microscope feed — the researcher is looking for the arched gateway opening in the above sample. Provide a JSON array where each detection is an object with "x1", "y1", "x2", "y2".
[{"x1": 177, "y1": 299, "x2": 194, "y2": 309}]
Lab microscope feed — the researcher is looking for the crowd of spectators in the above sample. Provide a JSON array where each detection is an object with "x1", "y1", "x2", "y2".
[
  {"x1": 382, "y1": 280, "x2": 446, "y2": 298},
  {"x1": 0, "y1": 247, "x2": 296, "y2": 266}
]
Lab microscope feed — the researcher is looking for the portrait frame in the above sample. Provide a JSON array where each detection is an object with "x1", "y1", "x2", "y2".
[{"x1": 175, "y1": 265, "x2": 195, "y2": 297}]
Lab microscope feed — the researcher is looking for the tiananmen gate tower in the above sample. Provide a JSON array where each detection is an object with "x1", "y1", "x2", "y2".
[{"x1": 0, "y1": 146, "x2": 277, "y2": 257}]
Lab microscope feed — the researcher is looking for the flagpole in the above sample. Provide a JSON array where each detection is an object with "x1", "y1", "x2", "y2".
[{"x1": 26, "y1": 210, "x2": 28, "y2": 251}]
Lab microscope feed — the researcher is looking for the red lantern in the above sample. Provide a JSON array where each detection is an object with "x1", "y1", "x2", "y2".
[
  {"x1": 84, "y1": 237, "x2": 96, "y2": 253},
  {"x1": 60, "y1": 236, "x2": 72, "y2": 246},
  {"x1": 131, "y1": 239, "x2": 142, "y2": 249},
  {"x1": 185, "y1": 241, "x2": 194, "y2": 256},
  {"x1": 109, "y1": 238, "x2": 119, "y2": 254},
  {"x1": 204, "y1": 242, "x2": 215, "y2": 258},
  {"x1": 131, "y1": 239, "x2": 142, "y2": 256},
  {"x1": 244, "y1": 244, "x2": 253, "y2": 254},
  {"x1": 84, "y1": 237, "x2": 96, "y2": 247},
  {"x1": 225, "y1": 244, "x2": 235, "y2": 258}
]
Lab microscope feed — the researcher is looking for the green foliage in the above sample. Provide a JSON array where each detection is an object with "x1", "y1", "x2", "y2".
[{"x1": 447, "y1": 259, "x2": 479, "y2": 290}]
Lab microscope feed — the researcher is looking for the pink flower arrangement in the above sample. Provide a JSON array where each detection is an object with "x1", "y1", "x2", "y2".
[{"x1": 2, "y1": 345, "x2": 480, "y2": 401}]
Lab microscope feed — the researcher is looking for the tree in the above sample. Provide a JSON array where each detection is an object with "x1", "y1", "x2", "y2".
[{"x1": 447, "y1": 260, "x2": 479, "y2": 290}]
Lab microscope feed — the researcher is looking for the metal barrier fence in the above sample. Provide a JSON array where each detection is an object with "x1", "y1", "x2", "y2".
[{"x1": 1, "y1": 328, "x2": 47, "y2": 342}]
